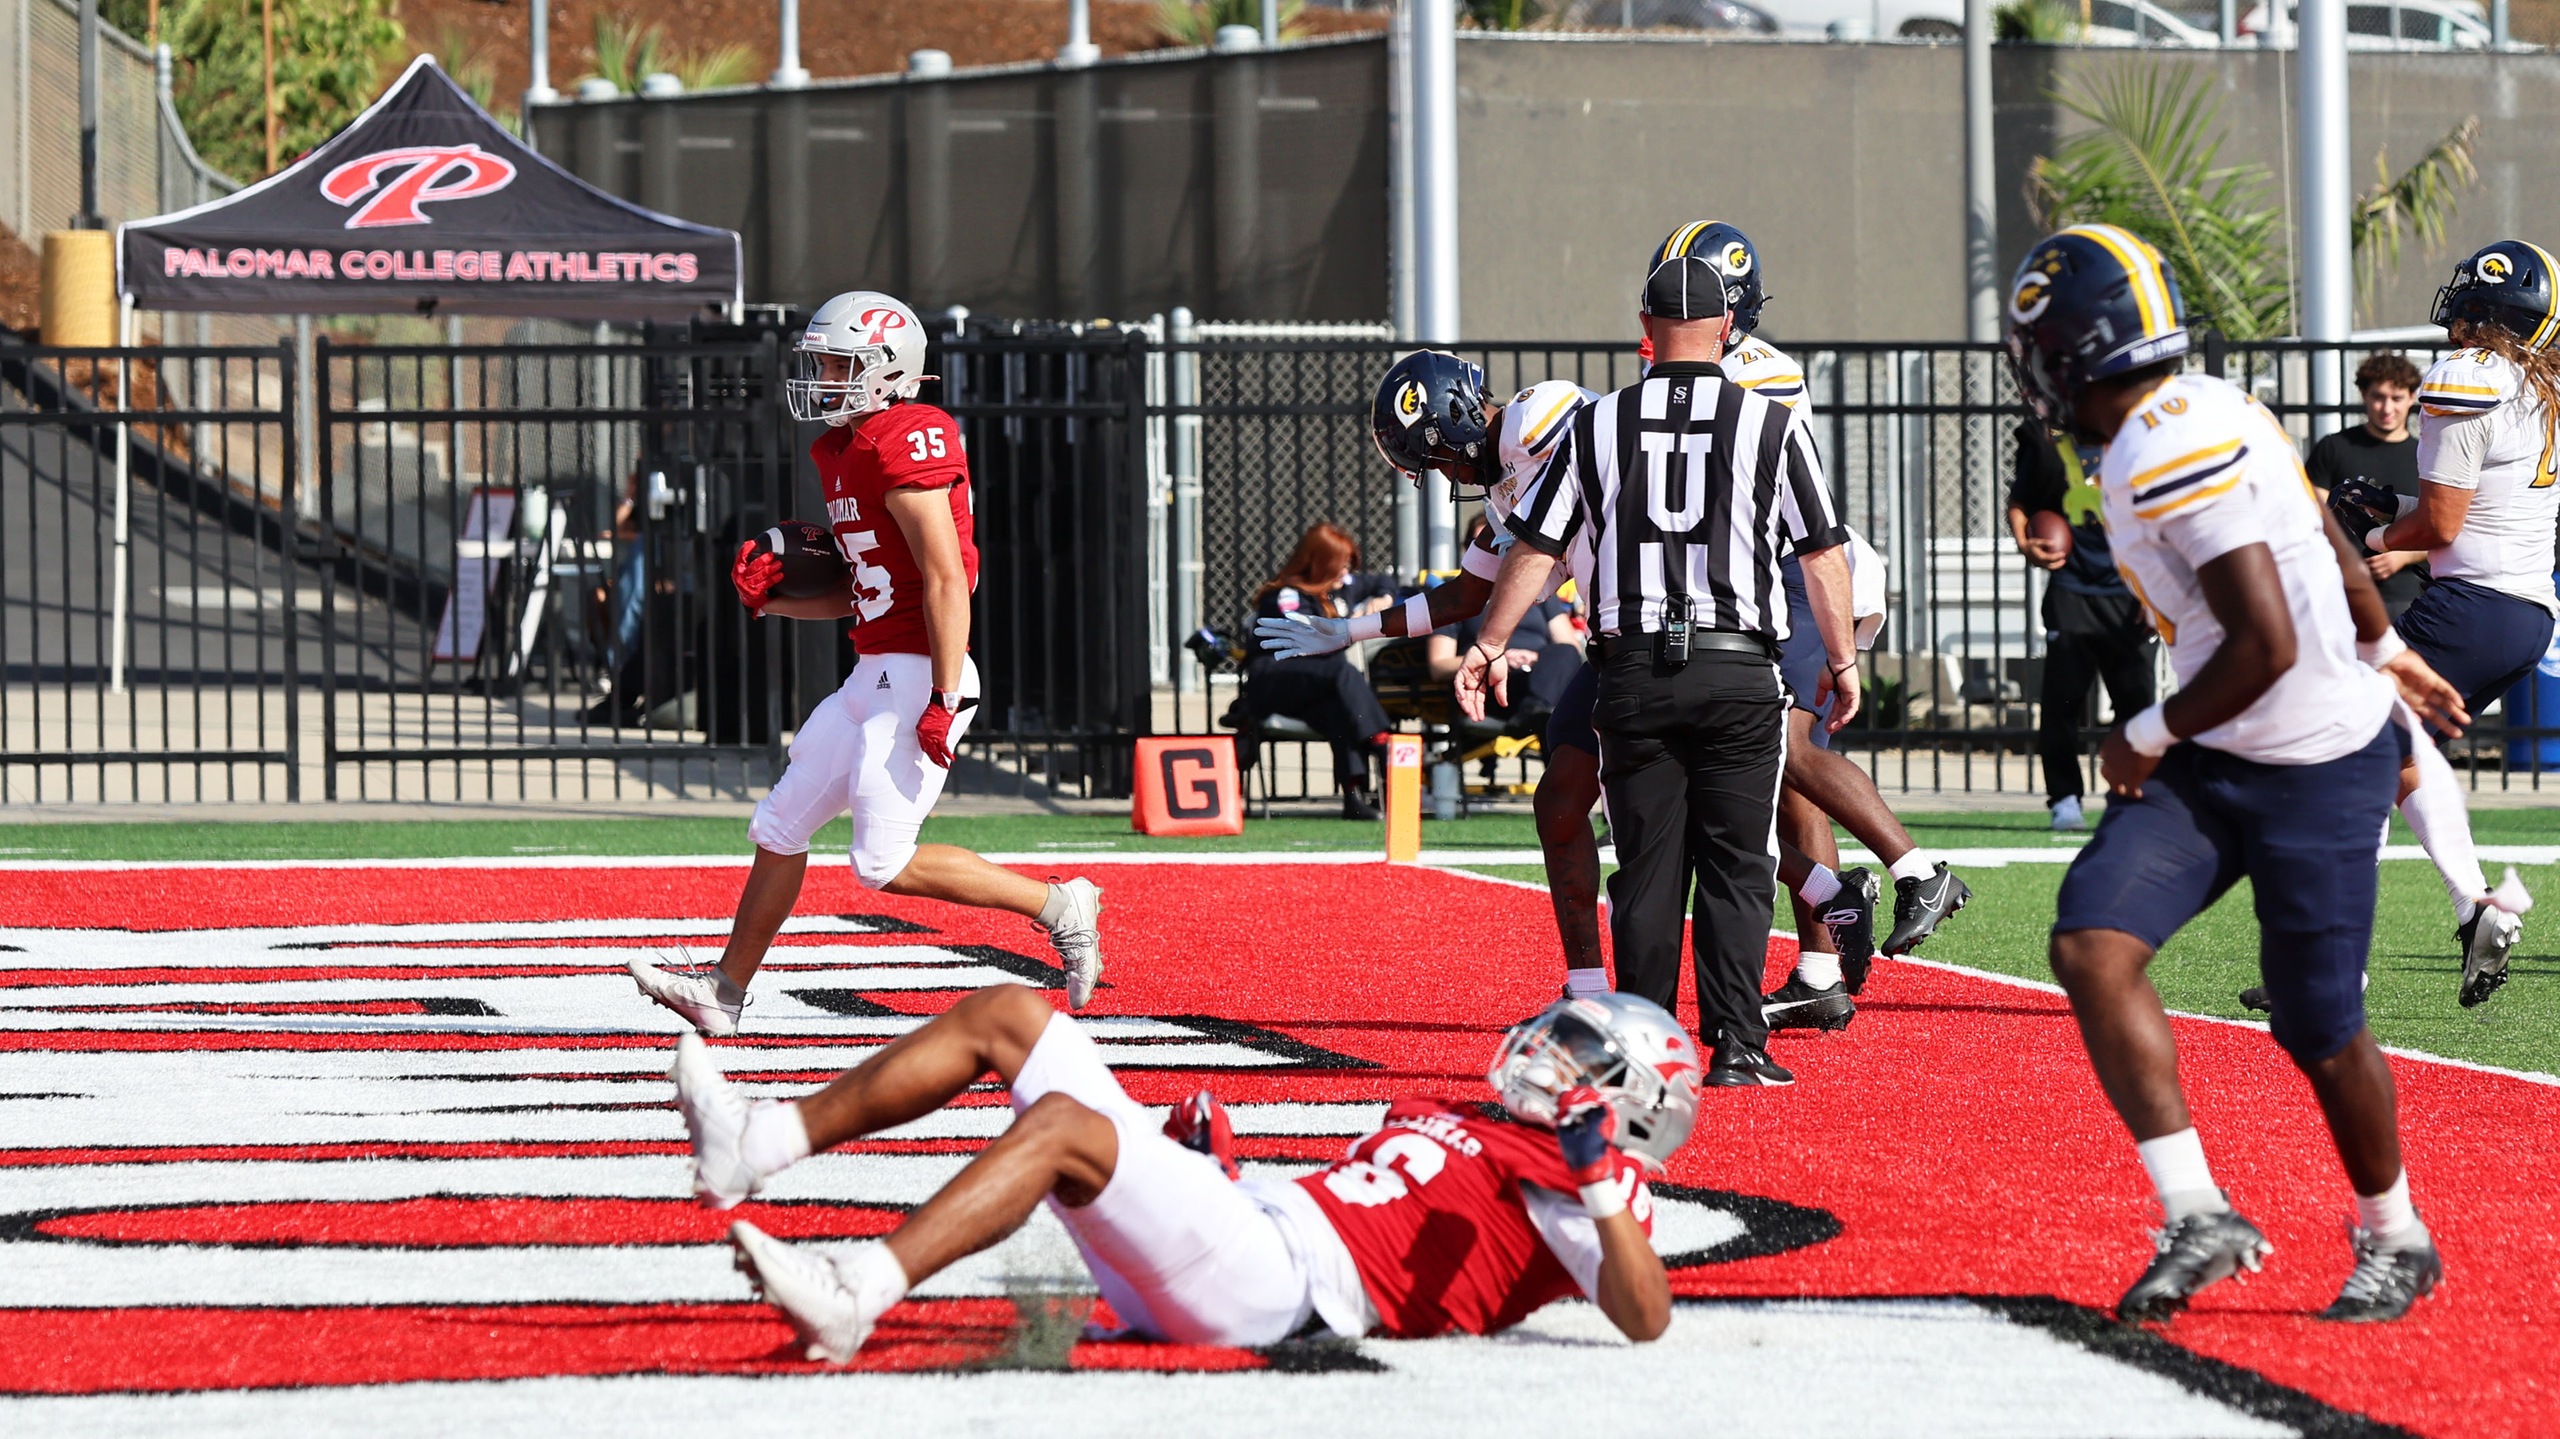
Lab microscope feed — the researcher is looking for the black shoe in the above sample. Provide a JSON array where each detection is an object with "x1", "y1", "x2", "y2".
[
  {"x1": 1341, "y1": 788, "x2": 1382, "y2": 821},
  {"x1": 1762, "y1": 977, "x2": 1854, "y2": 1033},
  {"x1": 1824, "y1": 867, "x2": 1882, "y2": 994},
  {"x1": 1705, "y1": 1041, "x2": 1795, "y2": 1087},
  {"x1": 2321, "y1": 1228, "x2": 2442, "y2": 1322},
  {"x1": 1882, "y1": 863, "x2": 1971, "y2": 956},
  {"x1": 2238, "y1": 986, "x2": 2272, "y2": 1013},
  {"x1": 2456, "y1": 904, "x2": 2518, "y2": 1008},
  {"x1": 2116, "y1": 1205, "x2": 2270, "y2": 1323}
]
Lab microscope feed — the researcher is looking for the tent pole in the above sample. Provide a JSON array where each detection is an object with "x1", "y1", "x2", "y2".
[{"x1": 295, "y1": 315, "x2": 317, "y2": 520}]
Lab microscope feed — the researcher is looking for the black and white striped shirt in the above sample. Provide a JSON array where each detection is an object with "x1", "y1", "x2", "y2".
[{"x1": 1506, "y1": 361, "x2": 1848, "y2": 640}]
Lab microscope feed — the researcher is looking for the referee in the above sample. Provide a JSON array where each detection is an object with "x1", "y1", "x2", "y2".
[{"x1": 1456, "y1": 254, "x2": 1859, "y2": 1087}]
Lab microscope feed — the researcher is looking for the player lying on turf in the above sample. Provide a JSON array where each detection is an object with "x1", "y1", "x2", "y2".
[
  {"x1": 627, "y1": 291, "x2": 1103, "y2": 1038},
  {"x1": 666, "y1": 984, "x2": 1699, "y2": 1359},
  {"x1": 2006, "y1": 225, "x2": 2471, "y2": 1324}
]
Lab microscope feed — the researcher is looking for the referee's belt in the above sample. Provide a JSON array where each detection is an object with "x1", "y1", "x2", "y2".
[{"x1": 1592, "y1": 630, "x2": 1775, "y2": 662}]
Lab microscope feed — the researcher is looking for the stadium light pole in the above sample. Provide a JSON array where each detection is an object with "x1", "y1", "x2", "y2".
[
  {"x1": 2299, "y1": 0, "x2": 2350, "y2": 439},
  {"x1": 1962, "y1": 0, "x2": 1995, "y2": 343},
  {"x1": 1060, "y1": 0, "x2": 1100, "y2": 65},
  {"x1": 524, "y1": 0, "x2": 557, "y2": 146},
  {"x1": 773, "y1": 0, "x2": 811, "y2": 87},
  {"x1": 1411, "y1": 0, "x2": 1461, "y2": 573}
]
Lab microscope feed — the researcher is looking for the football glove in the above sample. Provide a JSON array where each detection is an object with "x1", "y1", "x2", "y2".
[
  {"x1": 915, "y1": 690, "x2": 975, "y2": 768},
  {"x1": 1163, "y1": 1088, "x2": 1241, "y2": 1180},
  {"x1": 2329, "y1": 478, "x2": 2401, "y2": 551},
  {"x1": 1555, "y1": 1084, "x2": 1619, "y2": 1189},
  {"x1": 1255, "y1": 612, "x2": 1355, "y2": 661},
  {"x1": 732, "y1": 540, "x2": 784, "y2": 616}
]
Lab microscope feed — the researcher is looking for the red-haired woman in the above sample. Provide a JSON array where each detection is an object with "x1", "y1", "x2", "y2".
[{"x1": 1243, "y1": 523, "x2": 1395, "y2": 819}]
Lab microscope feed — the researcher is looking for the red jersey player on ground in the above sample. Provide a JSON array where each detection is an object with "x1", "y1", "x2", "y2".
[
  {"x1": 663, "y1": 986, "x2": 1700, "y2": 1359},
  {"x1": 626, "y1": 292, "x2": 1103, "y2": 1036}
]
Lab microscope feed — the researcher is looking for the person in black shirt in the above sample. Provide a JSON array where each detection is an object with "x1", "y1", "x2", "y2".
[
  {"x1": 2006, "y1": 421, "x2": 2158, "y2": 831},
  {"x1": 2307, "y1": 352, "x2": 2428, "y2": 618},
  {"x1": 1243, "y1": 523, "x2": 1397, "y2": 819}
]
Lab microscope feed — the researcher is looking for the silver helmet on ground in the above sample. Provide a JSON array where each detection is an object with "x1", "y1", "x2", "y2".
[{"x1": 1487, "y1": 992, "x2": 1702, "y2": 1172}]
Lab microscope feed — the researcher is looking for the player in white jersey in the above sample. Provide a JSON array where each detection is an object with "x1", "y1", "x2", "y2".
[
  {"x1": 2328, "y1": 241, "x2": 2556, "y2": 1005},
  {"x1": 2006, "y1": 225, "x2": 2469, "y2": 1324},
  {"x1": 1259, "y1": 352, "x2": 1623, "y2": 995},
  {"x1": 1648, "y1": 223, "x2": 1967, "y2": 1033}
]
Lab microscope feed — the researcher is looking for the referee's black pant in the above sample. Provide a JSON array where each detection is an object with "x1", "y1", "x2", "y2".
[{"x1": 1593, "y1": 642, "x2": 1788, "y2": 1054}]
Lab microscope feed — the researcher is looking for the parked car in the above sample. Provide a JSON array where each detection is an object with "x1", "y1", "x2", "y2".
[
  {"x1": 1559, "y1": 0, "x2": 1786, "y2": 32},
  {"x1": 2080, "y1": 0, "x2": 2225, "y2": 45},
  {"x1": 1746, "y1": 0, "x2": 1967, "y2": 38},
  {"x1": 2238, "y1": 0, "x2": 2491, "y2": 47}
]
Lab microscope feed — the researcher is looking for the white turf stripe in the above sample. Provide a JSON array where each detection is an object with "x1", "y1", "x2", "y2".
[
  {"x1": 0, "y1": 843, "x2": 2546, "y2": 873},
  {"x1": 0, "y1": 1299, "x2": 2290, "y2": 1439}
]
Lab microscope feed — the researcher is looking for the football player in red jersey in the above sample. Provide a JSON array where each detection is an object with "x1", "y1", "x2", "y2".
[
  {"x1": 664, "y1": 984, "x2": 1700, "y2": 1360},
  {"x1": 627, "y1": 293, "x2": 1104, "y2": 1036}
]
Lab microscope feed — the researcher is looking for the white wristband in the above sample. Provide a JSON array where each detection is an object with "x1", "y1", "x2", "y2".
[
  {"x1": 2365, "y1": 526, "x2": 2393, "y2": 555},
  {"x1": 1402, "y1": 591, "x2": 1434, "y2": 636},
  {"x1": 2123, "y1": 704, "x2": 2176, "y2": 757},
  {"x1": 2394, "y1": 492, "x2": 2419, "y2": 518},
  {"x1": 2358, "y1": 627, "x2": 2407, "y2": 668},
  {"x1": 1345, "y1": 610, "x2": 1385, "y2": 642},
  {"x1": 1577, "y1": 1179, "x2": 1627, "y2": 1219}
]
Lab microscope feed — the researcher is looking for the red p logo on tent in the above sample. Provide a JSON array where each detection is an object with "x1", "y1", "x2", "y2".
[{"x1": 321, "y1": 145, "x2": 518, "y2": 229}]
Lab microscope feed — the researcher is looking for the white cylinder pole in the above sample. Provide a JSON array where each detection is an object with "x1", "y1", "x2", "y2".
[
  {"x1": 1411, "y1": 0, "x2": 1460, "y2": 572},
  {"x1": 1963, "y1": 0, "x2": 1996, "y2": 343},
  {"x1": 2299, "y1": 0, "x2": 2350, "y2": 436},
  {"x1": 772, "y1": 0, "x2": 810, "y2": 87},
  {"x1": 526, "y1": 0, "x2": 556, "y2": 104},
  {"x1": 1061, "y1": 0, "x2": 1099, "y2": 65},
  {"x1": 111, "y1": 296, "x2": 132, "y2": 694},
  {"x1": 1262, "y1": 0, "x2": 1281, "y2": 47}
]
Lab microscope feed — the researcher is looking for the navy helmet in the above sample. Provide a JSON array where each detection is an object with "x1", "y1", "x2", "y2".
[
  {"x1": 2003, "y1": 224, "x2": 2190, "y2": 436},
  {"x1": 1371, "y1": 350, "x2": 1496, "y2": 490},
  {"x1": 1655, "y1": 221, "x2": 1767, "y2": 335},
  {"x1": 2432, "y1": 240, "x2": 2560, "y2": 350}
]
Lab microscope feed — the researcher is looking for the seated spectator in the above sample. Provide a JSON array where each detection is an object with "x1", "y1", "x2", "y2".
[
  {"x1": 1427, "y1": 515, "x2": 1586, "y2": 735},
  {"x1": 1244, "y1": 523, "x2": 1396, "y2": 820}
]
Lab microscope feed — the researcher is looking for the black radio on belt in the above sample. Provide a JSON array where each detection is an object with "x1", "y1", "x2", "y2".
[{"x1": 1659, "y1": 594, "x2": 1693, "y2": 667}]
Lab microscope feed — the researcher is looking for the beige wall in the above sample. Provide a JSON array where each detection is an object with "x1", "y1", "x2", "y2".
[{"x1": 1459, "y1": 36, "x2": 2560, "y2": 343}]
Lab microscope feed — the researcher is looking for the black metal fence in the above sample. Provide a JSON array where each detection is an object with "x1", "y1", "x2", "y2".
[{"x1": 3, "y1": 328, "x2": 2553, "y2": 806}]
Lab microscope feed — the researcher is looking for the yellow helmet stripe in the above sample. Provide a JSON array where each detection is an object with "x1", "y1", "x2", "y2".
[
  {"x1": 2066, "y1": 224, "x2": 2175, "y2": 339},
  {"x1": 2524, "y1": 242, "x2": 2560, "y2": 349},
  {"x1": 1658, "y1": 221, "x2": 1713, "y2": 267}
]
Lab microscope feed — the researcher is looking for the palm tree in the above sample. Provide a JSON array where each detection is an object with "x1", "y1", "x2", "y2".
[{"x1": 2352, "y1": 117, "x2": 2479, "y2": 326}]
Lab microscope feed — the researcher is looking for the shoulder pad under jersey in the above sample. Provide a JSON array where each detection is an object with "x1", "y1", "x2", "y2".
[
  {"x1": 1722, "y1": 339, "x2": 1807, "y2": 408},
  {"x1": 1503, "y1": 381, "x2": 1590, "y2": 464},
  {"x1": 2112, "y1": 374, "x2": 2256, "y2": 523},
  {"x1": 2418, "y1": 348, "x2": 2520, "y2": 418}
]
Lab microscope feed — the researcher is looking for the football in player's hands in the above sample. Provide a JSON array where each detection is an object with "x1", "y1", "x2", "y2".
[
  {"x1": 1554, "y1": 1084, "x2": 1619, "y2": 1187},
  {"x1": 744, "y1": 520, "x2": 854, "y2": 601}
]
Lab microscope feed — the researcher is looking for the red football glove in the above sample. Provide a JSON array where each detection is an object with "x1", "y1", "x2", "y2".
[
  {"x1": 1555, "y1": 1084, "x2": 1619, "y2": 1189},
  {"x1": 732, "y1": 540, "x2": 784, "y2": 616},
  {"x1": 1163, "y1": 1089, "x2": 1240, "y2": 1181},
  {"x1": 916, "y1": 690, "x2": 972, "y2": 768}
]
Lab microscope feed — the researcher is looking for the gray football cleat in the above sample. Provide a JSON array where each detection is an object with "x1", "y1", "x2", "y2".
[
  {"x1": 2321, "y1": 1227, "x2": 2443, "y2": 1323},
  {"x1": 1044, "y1": 878, "x2": 1104, "y2": 1010},
  {"x1": 2116, "y1": 1205, "x2": 2271, "y2": 1324},
  {"x1": 670, "y1": 1033, "x2": 761, "y2": 1210},
  {"x1": 730, "y1": 1220, "x2": 877, "y2": 1363},
  {"x1": 629, "y1": 956, "x2": 746, "y2": 1037}
]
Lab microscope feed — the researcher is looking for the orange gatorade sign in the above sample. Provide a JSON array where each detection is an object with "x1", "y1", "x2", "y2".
[{"x1": 1132, "y1": 737, "x2": 1243, "y2": 837}]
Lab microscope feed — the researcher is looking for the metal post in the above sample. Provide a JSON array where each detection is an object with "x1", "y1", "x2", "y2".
[
  {"x1": 1262, "y1": 0, "x2": 1280, "y2": 46},
  {"x1": 1411, "y1": 0, "x2": 1460, "y2": 572},
  {"x1": 772, "y1": 0, "x2": 809, "y2": 87},
  {"x1": 2219, "y1": 0, "x2": 2237, "y2": 43},
  {"x1": 1171, "y1": 306, "x2": 1203, "y2": 694},
  {"x1": 2492, "y1": 0, "x2": 2508, "y2": 44},
  {"x1": 1060, "y1": 0, "x2": 1099, "y2": 65},
  {"x1": 1144, "y1": 313, "x2": 1170, "y2": 689},
  {"x1": 110, "y1": 296, "x2": 131, "y2": 692},
  {"x1": 1389, "y1": 1, "x2": 1419, "y2": 579},
  {"x1": 1963, "y1": 0, "x2": 1996, "y2": 342},
  {"x1": 294, "y1": 315, "x2": 318, "y2": 519},
  {"x1": 2299, "y1": 0, "x2": 2350, "y2": 438},
  {"x1": 525, "y1": 0, "x2": 556, "y2": 145},
  {"x1": 76, "y1": 0, "x2": 101, "y2": 227}
]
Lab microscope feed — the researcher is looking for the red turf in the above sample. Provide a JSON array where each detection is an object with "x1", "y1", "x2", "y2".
[{"x1": 0, "y1": 861, "x2": 2551, "y2": 1436}]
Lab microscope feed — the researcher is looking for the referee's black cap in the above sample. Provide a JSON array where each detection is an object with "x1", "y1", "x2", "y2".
[{"x1": 1640, "y1": 254, "x2": 1731, "y2": 321}]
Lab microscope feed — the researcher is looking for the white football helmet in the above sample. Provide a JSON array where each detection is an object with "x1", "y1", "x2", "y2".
[
  {"x1": 1487, "y1": 993, "x2": 1702, "y2": 1173},
  {"x1": 787, "y1": 290, "x2": 928, "y2": 426}
]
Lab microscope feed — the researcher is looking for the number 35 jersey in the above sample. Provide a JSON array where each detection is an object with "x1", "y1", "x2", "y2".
[
  {"x1": 2097, "y1": 373, "x2": 2390, "y2": 765},
  {"x1": 1299, "y1": 1097, "x2": 1654, "y2": 1338},
  {"x1": 810, "y1": 401, "x2": 977, "y2": 656}
]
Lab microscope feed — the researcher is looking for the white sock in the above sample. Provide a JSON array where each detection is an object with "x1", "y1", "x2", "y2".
[
  {"x1": 2353, "y1": 1169, "x2": 2430, "y2": 1251},
  {"x1": 2135, "y1": 1128, "x2": 2230, "y2": 1221},
  {"x1": 835, "y1": 1239, "x2": 912, "y2": 1317},
  {"x1": 1887, "y1": 851, "x2": 1938, "y2": 886},
  {"x1": 2399, "y1": 735, "x2": 2488, "y2": 913},
  {"x1": 1036, "y1": 883, "x2": 1072, "y2": 929},
  {"x1": 1563, "y1": 967, "x2": 1610, "y2": 998},
  {"x1": 715, "y1": 974, "x2": 749, "y2": 1008},
  {"x1": 741, "y1": 1099, "x2": 813, "y2": 1178},
  {"x1": 1798, "y1": 864, "x2": 1842, "y2": 908},
  {"x1": 1794, "y1": 949, "x2": 1844, "y2": 989}
]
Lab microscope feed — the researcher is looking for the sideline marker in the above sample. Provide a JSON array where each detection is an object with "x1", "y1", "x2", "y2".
[
  {"x1": 1385, "y1": 733, "x2": 1423, "y2": 862},
  {"x1": 1132, "y1": 736, "x2": 1243, "y2": 837}
]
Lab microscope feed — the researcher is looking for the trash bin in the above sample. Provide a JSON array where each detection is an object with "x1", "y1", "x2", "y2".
[{"x1": 2502, "y1": 576, "x2": 2560, "y2": 771}]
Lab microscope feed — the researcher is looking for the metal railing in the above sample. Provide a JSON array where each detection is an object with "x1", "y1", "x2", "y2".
[{"x1": 2, "y1": 328, "x2": 2551, "y2": 805}]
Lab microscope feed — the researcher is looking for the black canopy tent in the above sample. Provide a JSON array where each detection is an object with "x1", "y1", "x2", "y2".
[{"x1": 117, "y1": 56, "x2": 740, "y2": 319}]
